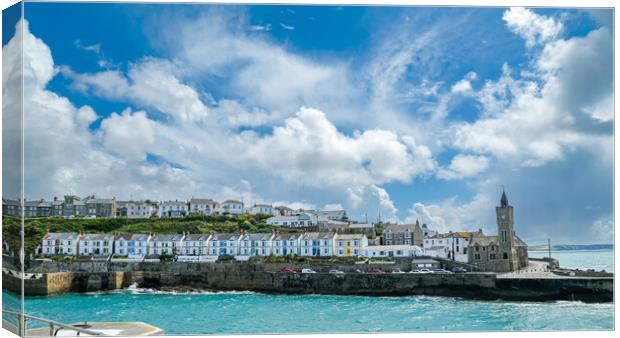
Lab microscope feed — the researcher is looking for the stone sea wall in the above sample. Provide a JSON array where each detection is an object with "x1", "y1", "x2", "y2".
[{"x1": 4, "y1": 261, "x2": 613, "y2": 302}]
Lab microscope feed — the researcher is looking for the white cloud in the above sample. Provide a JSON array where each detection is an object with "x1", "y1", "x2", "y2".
[
  {"x1": 65, "y1": 58, "x2": 210, "y2": 124},
  {"x1": 100, "y1": 108, "x2": 156, "y2": 161},
  {"x1": 453, "y1": 15, "x2": 612, "y2": 168},
  {"x1": 437, "y1": 154, "x2": 490, "y2": 180},
  {"x1": 244, "y1": 107, "x2": 436, "y2": 189},
  {"x1": 503, "y1": 7, "x2": 563, "y2": 48},
  {"x1": 280, "y1": 23, "x2": 295, "y2": 30},
  {"x1": 323, "y1": 203, "x2": 344, "y2": 211},
  {"x1": 451, "y1": 72, "x2": 477, "y2": 94}
]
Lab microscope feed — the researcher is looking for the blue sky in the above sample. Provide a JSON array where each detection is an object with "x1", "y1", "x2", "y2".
[{"x1": 2, "y1": 4, "x2": 613, "y2": 244}]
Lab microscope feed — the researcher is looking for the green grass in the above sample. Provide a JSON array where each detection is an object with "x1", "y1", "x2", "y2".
[{"x1": 2, "y1": 214, "x2": 302, "y2": 257}]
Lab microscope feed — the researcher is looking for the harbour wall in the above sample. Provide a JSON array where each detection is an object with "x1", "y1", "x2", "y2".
[{"x1": 4, "y1": 262, "x2": 614, "y2": 302}]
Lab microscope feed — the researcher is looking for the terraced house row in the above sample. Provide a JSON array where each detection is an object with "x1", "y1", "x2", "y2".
[{"x1": 38, "y1": 231, "x2": 427, "y2": 260}]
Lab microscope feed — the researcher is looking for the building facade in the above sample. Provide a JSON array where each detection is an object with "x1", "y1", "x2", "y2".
[
  {"x1": 382, "y1": 221, "x2": 424, "y2": 246},
  {"x1": 468, "y1": 191, "x2": 529, "y2": 272}
]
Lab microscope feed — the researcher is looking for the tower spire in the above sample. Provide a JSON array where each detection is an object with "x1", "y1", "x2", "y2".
[{"x1": 500, "y1": 188, "x2": 509, "y2": 207}]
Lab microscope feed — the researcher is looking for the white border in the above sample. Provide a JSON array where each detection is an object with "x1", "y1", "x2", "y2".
[{"x1": 0, "y1": 1, "x2": 616, "y2": 338}]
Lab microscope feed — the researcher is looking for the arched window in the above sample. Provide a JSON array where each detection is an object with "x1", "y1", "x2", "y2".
[{"x1": 503, "y1": 252, "x2": 508, "y2": 259}]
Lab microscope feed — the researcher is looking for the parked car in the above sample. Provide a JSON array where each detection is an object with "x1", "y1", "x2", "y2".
[
  {"x1": 408, "y1": 269, "x2": 420, "y2": 273},
  {"x1": 418, "y1": 268, "x2": 432, "y2": 274},
  {"x1": 352, "y1": 269, "x2": 365, "y2": 273},
  {"x1": 301, "y1": 268, "x2": 316, "y2": 274},
  {"x1": 432, "y1": 268, "x2": 452, "y2": 274},
  {"x1": 391, "y1": 268, "x2": 405, "y2": 274},
  {"x1": 452, "y1": 267, "x2": 468, "y2": 273},
  {"x1": 329, "y1": 269, "x2": 345, "y2": 274},
  {"x1": 370, "y1": 269, "x2": 386, "y2": 275},
  {"x1": 280, "y1": 267, "x2": 300, "y2": 273}
]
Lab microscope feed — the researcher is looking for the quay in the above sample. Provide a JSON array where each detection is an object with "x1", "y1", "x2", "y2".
[{"x1": 2, "y1": 261, "x2": 613, "y2": 303}]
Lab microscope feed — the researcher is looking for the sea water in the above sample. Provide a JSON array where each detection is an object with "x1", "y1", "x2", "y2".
[{"x1": 3, "y1": 249, "x2": 614, "y2": 334}]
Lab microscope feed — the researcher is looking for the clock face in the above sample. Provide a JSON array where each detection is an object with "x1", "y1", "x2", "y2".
[{"x1": 501, "y1": 214, "x2": 506, "y2": 220}]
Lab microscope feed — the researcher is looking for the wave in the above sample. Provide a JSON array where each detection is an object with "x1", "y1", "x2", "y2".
[{"x1": 121, "y1": 283, "x2": 258, "y2": 295}]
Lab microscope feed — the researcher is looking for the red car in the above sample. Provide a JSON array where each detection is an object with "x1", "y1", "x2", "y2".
[
  {"x1": 280, "y1": 268, "x2": 301, "y2": 273},
  {"x1": 370, "y1": 269, "x2": 386, "y2": 275}
]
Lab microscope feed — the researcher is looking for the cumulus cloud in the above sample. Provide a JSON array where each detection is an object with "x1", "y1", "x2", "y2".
[
  {"x1": 503, "y1": 7, "x2": 563, "y2": 48},
  {"x1": 100, "y1": 108, "x2": 156, "y2": 161},
  {"x1": 244, "y1": 107, "x2": 436, "y2": 188},
  {"x1": 437, "y1": 154, "x2": 490, "y2": 180},
  {"x1": 64, "y1": 58, "x2": 210, "y2": 124},
  {"x1": 453, "y1": 15, "x2": 612, "y2": 168}
]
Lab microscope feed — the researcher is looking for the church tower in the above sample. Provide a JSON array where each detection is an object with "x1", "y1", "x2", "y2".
[{"x1": 496, "y1": 190, "x2": 518, "y2": 271}]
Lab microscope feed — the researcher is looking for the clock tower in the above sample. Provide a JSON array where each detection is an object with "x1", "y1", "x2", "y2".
[{"x1": 496, "y1": 189, "x2": 518, "y2": 270}]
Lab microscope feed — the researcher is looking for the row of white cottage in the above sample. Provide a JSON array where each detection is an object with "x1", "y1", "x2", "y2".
[{"x1": 41, "y1": 232, "x2": 424, "y2": 260}]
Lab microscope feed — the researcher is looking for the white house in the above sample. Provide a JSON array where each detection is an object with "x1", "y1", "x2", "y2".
[
  {"x1": 150, "y1": 234, "x2": 185, "y2": 255},
  {"x1": 271, "y1": 233, "x2": 301, "y2": 256},
  {"x1": 189, "y1": 198, "x2": 219, "y2": 215},
  {"x1": 126, "y1": 201, "x2": 155, "y2": 218},
  {"x1": 363, "y1": 245, "x2": 424, "y2": 258},
  {"x1": 114, "y1": 234, "x2": 131, "y2": 256},
  {"x1": 421, "y1": 223, "x2": 437, "y2": 238},
  {"x1": 334, "y1": 233, "x2": 368, "y2": 257},
  {"x1": 126, "y1": 233, "x2": 151, "y2": 257},
  {"x1": 275, "y1": 206, "x2": 295, "y2": 216},
  {"x1": 208, "y1": 233, "x2": 239, "y2": 256},
  {"x1": 41, "y1": 233, "x2": 79, "y2": 255},
  {"x1": 246, "y1": 204, "x2": 276, "y2": 216},
  {"x1": 423, "y1": 231, "x2": 475, "y2": 262},
  {"x1": 158, "y1": 201, "x2": 188, "y2": 218},
  {"x1": 79, "y1": 233, "x2": 115, "y2": 256},
  {"x1": 266, "y1": 213, "x2": 313, "y2": 227},
  {"x1": 299, "y1": 232, "x2": 335, "y2": 257},
  {"x1": 248, "y1": 233, "x2": 274, "y2": 256},
  {"x1": 220, "y1": 200, "x2": 244, "y2": 215},
  {"x1": 181, "y1": 234, "x2": 211, "y2": 256}
]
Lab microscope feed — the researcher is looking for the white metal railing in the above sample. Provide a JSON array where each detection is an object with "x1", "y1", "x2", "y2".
[{"x1": 2, "y1": 309, "x2": 104, "y2": 336}]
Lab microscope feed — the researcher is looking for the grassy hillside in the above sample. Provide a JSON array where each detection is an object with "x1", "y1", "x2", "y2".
[{"x1": 2, "y1": 214, "x2": 301, "y2": 257}]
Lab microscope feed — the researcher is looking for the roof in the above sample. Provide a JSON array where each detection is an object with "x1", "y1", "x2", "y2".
[
  {"x1": 252, "y1": 204, "x2": 272, "y2": 208},
  {"x1": 273, "y1": 233, "x2": 302, "y2": 240},
  {"x1": 2, "y1": 198, "x2": 20, "y2": 206},
  {"x1": 275, "y1": 206, "x2": 294, "y2": 211},
  {"x1": 184, "y1": 234, "x2": 210, "y2": 241},
  {"x1": 115, "y1": 233, "x2": 133, "y2": 241},
  {"x1": 160, "y1": 201, "x2": 187, "y2": 206},
  {"x1": 210, "y1": 233, "x2": 238, "y2": 241},
  {"x1": 130, "y1": 234, "x2": 151, "y2": 241},
  {"x1": 151, "y1": 234, "x2": 185, "y2": 241},
  {"x1": 514, "y1": 235, "x2": 527, "y2": 247},
  {"x1": 81, "y1": 233, "x2": 115, "y2": 240},
  {"x1": 43, "y1": 233, "x2": 80, "y2": 240},
  {"x1": 469, "y1": 235, "x2": 500, "y2": 247},
  {"x1": 243, "y1": 233, "x2": 274, "y2": 241},
  {"x1": 430, "y1": 231, "x2": 476, "y2": 239},
  {"x1": 86, "y1": 198, "x2": 115, "y2": 204},
  {"x1": 383, "y1": 223, "x2": 421, "y2": 233},
  {"x1": 267, "y1": 214, "x2": 310, "y2": 221},
  {"x1": 336, "y1": 234, "x2": 366, "y2": 240},
  {"x1": 300, "y1": 232, "x2": 334, "y2": 240},
  {"x1": 190, "y1": 198, "x2": 217, "y2": 204},
  {"x1": 223, "y1": 200, "x2": 242, "y2": 204},
  {"x1": 349, "y1": 223, "x2": 373, "y2": 229}
]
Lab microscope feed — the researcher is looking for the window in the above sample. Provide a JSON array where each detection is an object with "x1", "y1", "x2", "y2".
[
  {"x1": 490, "y1": 253, "x2": 496, "y2": 259},
  {"x1": 474, "y1": 254, "x2": 481, "y2": 260},
  {"x1": 503, "y1": 252, "x2": 508, "y2": 259}
]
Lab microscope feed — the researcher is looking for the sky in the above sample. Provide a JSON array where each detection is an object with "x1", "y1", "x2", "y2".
[{"x1": 1, "y1": 3, "x2": 613, "y2": 245}]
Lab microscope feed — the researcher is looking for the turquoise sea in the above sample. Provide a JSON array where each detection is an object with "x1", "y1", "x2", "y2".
[
  {"x1": 529, "y1": 249, "x2": 614, "y2": 272},
  {"x1": 2, "y1": 249, "x2": 615, "y2": 334}
]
